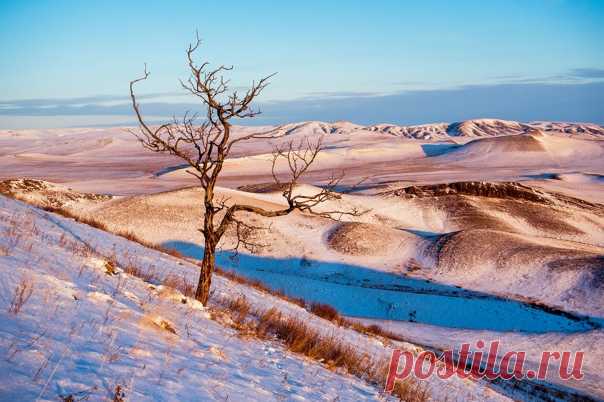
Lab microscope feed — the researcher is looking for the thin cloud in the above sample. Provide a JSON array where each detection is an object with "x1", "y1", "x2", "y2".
[
  {"x1": 0, "y1": 92, "x2": 187, "y2": 109},
  {"x1": 302, "y1": 90, "x2": 382, "y2": 99},
  {"x1": 1, "y1": 81, "x2": 602, "y2": 126},
  {"x1": 492, "y1": 67, "x2": 604, "y2": 85},
  {"x1": 570, "y1": 68, "x2": 604, "y2": 79}
]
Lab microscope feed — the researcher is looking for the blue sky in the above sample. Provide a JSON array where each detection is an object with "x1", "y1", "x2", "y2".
[{"x1": 1, "y1": 0, "x2": 603, "y2": 127}]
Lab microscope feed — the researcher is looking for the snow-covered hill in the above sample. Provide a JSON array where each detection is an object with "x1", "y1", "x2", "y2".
[{"x1": 273, "y1": 119, "x2": 604, "y2": 139}]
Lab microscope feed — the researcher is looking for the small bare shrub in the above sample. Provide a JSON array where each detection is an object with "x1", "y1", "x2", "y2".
[
  {"x1": 161, "y1": 320, "x2": 176, "y2": 334},
  {"x1": 8, "y1": 278, "x2": 34, "y2": 314},
  {"x1": 160, "y1": 247, "x2": 183, "y2": 258},
  {"x1": 123, "y1": 263, "x2": 159, "y2": 283},
  {"x1": 163, "y1": 273, "x2": 194, "y2": 298},
  {"x1": 104, "y1": 260, "x2": 117, "y2": 276},
  {"x1": 226, "y1": 296, "x2": 251, "y2": 325},
  {"x1": 112, "y1": 385, "x2": 125, "y2": 402}
]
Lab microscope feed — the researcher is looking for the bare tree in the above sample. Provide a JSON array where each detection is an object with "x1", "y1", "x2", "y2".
[{"x1": 130, "y1": 35, "x2": 359, "y2": 304}]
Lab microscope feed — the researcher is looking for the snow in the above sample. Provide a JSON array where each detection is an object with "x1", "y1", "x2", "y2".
[
  {"x1": 0, "y1": 196, "x2": 383, "y2": 401},
  {"x1": 2, "y1": 119, "x2": 603, "y2": 197},
  {"x1": 0, "y1": 195, "x2": 510, "y2": 401},
  {"x1": 1, "y1": 117, "x2": 604, "y2": 401}
]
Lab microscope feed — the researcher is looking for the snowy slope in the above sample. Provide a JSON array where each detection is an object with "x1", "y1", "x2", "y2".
[
  {"x1": 0, "y1": 198, "x2": 385, "y2": 401},
  {"x1": 0, "y1": 195, "x2": 510, "y2": 401}
]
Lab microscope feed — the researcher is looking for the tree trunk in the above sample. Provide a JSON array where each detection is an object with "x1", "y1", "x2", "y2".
[
  {"x1": 196, "y1": 200, "x2": 217, "y2": 305},
  {"x1": 195, "y1": 242, "x2": 215, "y2": 305}
]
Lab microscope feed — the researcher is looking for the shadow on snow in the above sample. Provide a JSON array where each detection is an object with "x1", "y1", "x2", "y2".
[{"x1": 163, "y1": 240, "x2": 602, "y2": 333}]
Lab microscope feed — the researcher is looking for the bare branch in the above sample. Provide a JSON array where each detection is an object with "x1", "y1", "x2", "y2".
[{"x1": 129, "y1": 34, "x2": 360, "y2": 304}]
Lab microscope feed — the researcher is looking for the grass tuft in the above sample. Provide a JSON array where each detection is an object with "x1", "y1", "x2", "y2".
[{"x1": 8, "y1": 278, "x2": 34, "y2": 315}]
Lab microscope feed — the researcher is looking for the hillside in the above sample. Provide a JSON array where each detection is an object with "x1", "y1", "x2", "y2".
[{"x1": 1, "y1": 195, "x2": 520, "y2": 401}]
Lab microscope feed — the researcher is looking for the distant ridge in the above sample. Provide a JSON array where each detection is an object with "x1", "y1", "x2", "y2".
[{"x1": 269, "y1": 119, "x2": 604, "y2": 139}]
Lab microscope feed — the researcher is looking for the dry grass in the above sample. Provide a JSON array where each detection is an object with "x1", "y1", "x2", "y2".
[
  {"x1": 162, "y1": 273, "x2": 195, "y2": 298},
  {"x1": 304, "y1": 302, "x2": 407, "y2": 343},
  {"x1": 40, "y1": 205, "x2": 186, "y2": 260},
  {"x1": 8, "y1": 278, "x2": 34, "y2": 314},
  {"x1": 378, "y1": 366, "x2": 431, "y2": 402},
  {"x1": 256, "y1": 309, "x2": 428, "y2": 401},
  {"x1": 122, "y1": 263, "x2": 160, "y2": 284},
  {"x1": 158, "y1": 247, "x2": 183, "y2": 259},
  {"x1": 258, "y1": 308, "x2": 373, "y2": 373},
  {"x1": 43, "y1": 206, "x2": 109, "y2": 231},
  {"x1": 210, "y1": 301, "x2": 429, "y2": 401},
  {"x1": 309, "y1": 302, "x2": 341, "y2": 322},
  {"x1": 224, "y1": 295, "x2": 251, "y2": 325}
]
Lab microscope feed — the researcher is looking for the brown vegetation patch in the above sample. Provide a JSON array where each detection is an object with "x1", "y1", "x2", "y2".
[
  {"x1": 237, "y1": 182, "x2": 291, "y2": 193},
  {"x1": 433, "y1": 229, "x2": 601, "y2": 276},
  {"x1": 215, "y1": 267, "x2": 307, "y2": 307},
  {"x1": 122, "y1": 263, "x2": 160, "y2": 284},
  {"x1": 463, "y1": 132, "x2": 547, "y2": 151},
  {"x1": 381, "y1": 181, "x2": 551, "y2": 204},
  {"x1": 0, "y1": 178, "x2": 47, "y2": 194},
  {"x1": 490, "y1": 199, "x2": 585, "y2": 235},
  {"x1": 327, "y1": 222, "x2": 402, "y2": 256},
  {"x1": 382, "y1": 181, "x2": 599, "y2": 236},
  {"x1": 0, "y1": 178, "x2": 111, "y2": 208},
  {"x1": 309, "y1": 302, "x2": 340, "y2": 322},
  {"x1": 382, "y1": 180, "x2": 603, "y2": 212},
  {"x1": 429, "y1": 196, "x2": 515, "y2": 232}
]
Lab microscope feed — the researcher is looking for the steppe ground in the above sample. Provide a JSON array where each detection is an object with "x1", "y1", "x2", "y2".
[{"x1": 1, "y1": 119, "x2": 603, "y2": 401}]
